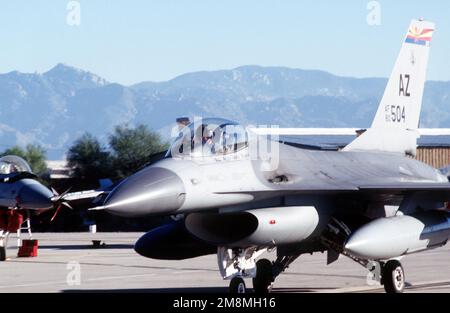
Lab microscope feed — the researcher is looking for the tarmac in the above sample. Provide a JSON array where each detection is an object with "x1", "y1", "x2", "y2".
[{"x1": 0, "y1": 232, "x2": 449, "y2": 293}]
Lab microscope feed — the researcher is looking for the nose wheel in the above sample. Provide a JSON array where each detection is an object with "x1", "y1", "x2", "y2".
[
  {"x1": 252, "y1": 259, "x2": 274, "y2": 294},
  {"x1": 229, "y1": 277, "x2": 247, "y2": 293},
  {"x1": 0, "y1": 236, "x2": 6, "y2": 261},
  {"x1": 382, "y1": 260, "x2": 405, "y2": 293}
]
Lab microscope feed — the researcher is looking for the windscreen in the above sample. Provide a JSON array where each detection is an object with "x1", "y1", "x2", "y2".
[
  {"x1": 167, "y1": 118, "x2": 248, "y2": 158},
  {"x1": 0, "y1": 155, "x2": 33, "y2": 174}
]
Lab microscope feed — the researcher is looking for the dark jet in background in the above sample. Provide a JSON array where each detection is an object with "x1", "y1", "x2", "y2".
[{"x1": 0, "y1": 155, "x2": 70, "y2": 260}]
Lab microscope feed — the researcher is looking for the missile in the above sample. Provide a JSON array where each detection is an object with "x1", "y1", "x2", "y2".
[{"x1": 344, "y1": 211, "x2": 450, "y2": 260}]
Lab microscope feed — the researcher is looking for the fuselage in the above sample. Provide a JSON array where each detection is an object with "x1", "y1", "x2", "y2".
[
  {"x1": 102, "y1": 140, "x2": 447, "y2": 217},
  {"x1": 0, "y1": 178, "x2": 53, "y2": 210}
]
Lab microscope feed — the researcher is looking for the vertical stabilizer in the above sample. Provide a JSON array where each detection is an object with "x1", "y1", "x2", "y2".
[{"x1": 344, "y1": 19, "x2": 435, "y2": 155}]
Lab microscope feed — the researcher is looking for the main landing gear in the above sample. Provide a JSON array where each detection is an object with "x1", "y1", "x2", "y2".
[
  {"x1": 381, "y1": 260, "x2": 405, "y2": 293},
  {"x1": 365, "y1": 259, "x2": 405, "y2": 293}
]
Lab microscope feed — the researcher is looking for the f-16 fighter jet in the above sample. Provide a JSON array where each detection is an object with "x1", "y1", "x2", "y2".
[{"x1": 95, "y1": 19, "x2": 447, "y2": 293}]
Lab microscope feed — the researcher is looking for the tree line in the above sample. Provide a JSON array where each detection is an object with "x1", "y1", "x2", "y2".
[{"x1": 1, "y1": 124, "x2": 169, "y2": 183}]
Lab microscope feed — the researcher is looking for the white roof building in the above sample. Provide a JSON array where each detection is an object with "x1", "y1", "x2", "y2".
[{"x1": 46, "y1": 160, "x2": 72, "y2": 179}]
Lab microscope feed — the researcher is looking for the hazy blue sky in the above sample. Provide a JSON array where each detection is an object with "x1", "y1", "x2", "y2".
[{"x1": 0, "y1": 0, "x2": 449, "y2": 85}]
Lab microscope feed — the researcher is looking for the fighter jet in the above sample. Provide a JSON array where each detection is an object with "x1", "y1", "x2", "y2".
[
  {"x1": 94, "y1": 19, "x2": 448, "y2": 293},
  {"x1": 0, "y1": 155, "x2": 69, "y2": 260}
]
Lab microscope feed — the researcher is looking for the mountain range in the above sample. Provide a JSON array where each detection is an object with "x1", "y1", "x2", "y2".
[{"x1": 0, "y1": 63, "x2": 449, "y2": 159}]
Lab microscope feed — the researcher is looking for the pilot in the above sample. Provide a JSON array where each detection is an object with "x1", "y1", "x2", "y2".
[
  {"x1": 9, "y1": 164, "x2": 18, "y2": 173},
  {"x1": 191, "y1": 124, "x2": 215, "y2": 155},
  {"x1": 219, "y1": 131, "x2": 231, "y2": 154},
  {"x1": 202, "y1": 129, "x2": 214, "y2": 144},
  {"x1": 202, "y1": 128, "x2": 216, "y2": 154}
]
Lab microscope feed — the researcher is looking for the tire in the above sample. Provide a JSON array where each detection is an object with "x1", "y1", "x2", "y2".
[
  {"x1": 383, "y1": 260, "x2": 405, "y2": 293},
  {"x1": 229, "y1": 277, "x2": 246, "y2": 294},
  {"x1": 253, "y1": 259, "x2": 273, "y2": 294},
  {"x1": 0, "y1": 246, "x2": 5, "y2": 261}
]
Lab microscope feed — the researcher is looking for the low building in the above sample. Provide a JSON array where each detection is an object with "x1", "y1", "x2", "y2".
[
  {"x1": 46, "y1": 160, "x2": 72, "y2": 180},
  {"x1": 416, "y1": 141, "x2": 450, "y2": 169}
]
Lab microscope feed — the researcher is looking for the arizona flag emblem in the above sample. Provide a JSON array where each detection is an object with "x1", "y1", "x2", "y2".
[{"x1": 405, "y1": 26, "x2": 434, "y2": 46}]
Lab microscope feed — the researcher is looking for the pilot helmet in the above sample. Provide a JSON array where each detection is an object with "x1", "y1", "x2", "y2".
[{"x1": 0, "y1": 162, "x2": 12, "y2": 174}]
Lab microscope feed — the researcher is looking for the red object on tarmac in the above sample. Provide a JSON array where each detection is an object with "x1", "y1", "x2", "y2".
[{"x1": 18, "y1": 240, "x2": 38, "y2": 257}]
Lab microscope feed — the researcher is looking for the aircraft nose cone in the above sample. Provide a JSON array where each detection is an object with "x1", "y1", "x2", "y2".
[
  {"x1": 18, "y1": 180, "x2": 54, "y2": 209},
  {"x1": 103, "y1": 167, "x2": 185, "y2": 217}
]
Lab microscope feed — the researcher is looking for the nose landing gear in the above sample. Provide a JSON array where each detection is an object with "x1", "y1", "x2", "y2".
[
  {"x1": 218, "y1": 246, "x2": 300, "y2": 294},
  {"x1": 252, "y1": 259, "x2": 274, "y2": 294},
  {"x1": 218, "y1": 247, "x2": 267, "y2": 294},
  {"x1": 0, "y1": 245, "x2": 5, "y2": 261},
  {"x1": 229, "y1": 277, "x2": 247, "y2": 293},
  {"x1": 0, "y1": 231, "x2": 8, "y2": 261}
]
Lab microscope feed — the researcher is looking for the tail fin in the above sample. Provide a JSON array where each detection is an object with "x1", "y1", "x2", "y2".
[{"x1": 344, "y1": 19, "x2": 435, "y2": 155}]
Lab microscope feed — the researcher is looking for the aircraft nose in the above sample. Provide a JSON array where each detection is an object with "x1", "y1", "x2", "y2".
[
  {"x1": 103, "y1": 167, "x2": 185, "y2": 217},
  {"x1": 18, "y1": 180, "x2": 54, "y2": 209}
]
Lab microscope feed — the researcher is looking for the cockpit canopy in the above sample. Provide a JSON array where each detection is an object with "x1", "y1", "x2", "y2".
[
  {"x1": 168, "y1": 118, "x2": 248, "y2": 158},
  {"x1": 0, "y1": 155, "x2": 32, "y2": 174}
]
